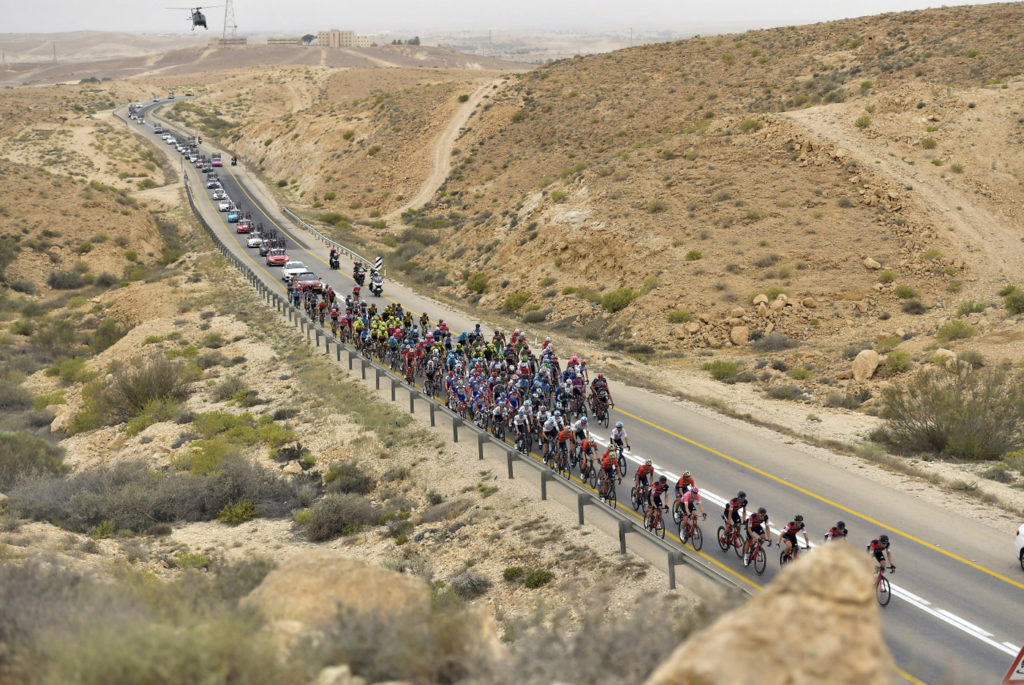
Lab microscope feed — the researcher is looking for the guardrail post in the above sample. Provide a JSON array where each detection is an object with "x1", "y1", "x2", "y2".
[
  {"x1": 577, "y1": 493, "x2": 590, "y2": 525},
  {"x1": 408, "y1": 389, "x2": 416, "y2": 413},
  {"x1": 540, "y1": 470, "x2": 553, "y2": 500},
  {"x1": 429, "y1": 402, "x2": 436, "y2": 427},
  {"x1": 390, "y1": 378, "x2": 399, "y2": 401},
  {"x1": 315, "y1": 330, "x2": 321, "y2": 348},
  {"x1": 452, "y1": 417, "x2": 462, "y2": 442},
  {"x1": 618, "y1": 520, "x2": 631, "y2": 554},
  {"x1": 335, "y1": 345, "x2": 342, "y2": 363},
  {"x1": 667, "y1": 551, "x2": 685, "y2": 590},
  {"x1": 323, "y1": 339, "x2": 330, "y2": 355},
  {"x1": 346, "y1": 349, "x2": 354, "y2": 369},
  {"x1": 306, "y1": 326, "x2": 312, "y2": 343},
  {"x1": 374, "y1": 367, "x2": 383, "y2": 390},
  {"x1": 359, "y1": 359, "x2": 369, "y2": 379},
  {"x1": 477, "y1": 432, "x2": 487, "y2": 460},
  {"x1": 506, "y1": 450, "x2": 516, "y2": 478}
]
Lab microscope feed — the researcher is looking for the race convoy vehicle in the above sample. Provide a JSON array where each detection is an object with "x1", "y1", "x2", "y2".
[
  {"x1": 293, "y1": 272, "x2": 324, "y2": 292},
  {"x1": 246, "y1": 234, "x2": 264, "y2": 248},
  {"x1": 266, "y1": 249, "x2": 288, "y2": 266},
  {"x1": 281, "y1": 261, "x2": 308, "y2": 282},
  {"x1": 211, "y1": 153, "x2": 223, "y2": 167}
]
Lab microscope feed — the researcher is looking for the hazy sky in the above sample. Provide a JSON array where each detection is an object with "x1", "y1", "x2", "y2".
[{"x1": 2, "y1": 0, "x2": 997, "y2": 35}]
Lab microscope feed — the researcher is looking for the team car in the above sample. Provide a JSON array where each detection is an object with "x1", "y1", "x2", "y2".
[
  {"x1": 246, "y1": 234, "x2": 264, "y2": 248},
  {"x1": 280, "y1": 261, "x2": 308, "y2": 282},
  {"x1": 266, "y1": 248, "x2": 288, "y2": 266},
  {"x1": 293, "y1": 272, "x2": 324, "y2": 292}
]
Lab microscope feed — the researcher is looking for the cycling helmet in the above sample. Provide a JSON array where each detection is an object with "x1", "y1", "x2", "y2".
[
  {"x1": 598, "y1": 373, "x2": 604, "y2": 379},
  {"x1": 581, "y1": 417, "x2": 588, "y2": 423},
  {"x1": 836, "y1": 521, "x2": 846, "y2": 529},
  {"x1": 795, "y1": 514, "x2": 804, "y2": 522},
  {"x1": 644, "y1": 459, "x2": 653, "y2": 466},
  {"x1": 879, "y1": 534, "x2": 889, "y2": 543},
  {"x1": 758, "y1": 507, "x2": 767, "y2": 515},
  {"x1": 737, "y1": 491, "x2": 746, "y2": 498},
  {"x1": 690, "y1": 486, "x2": 699, "y2": 494},
  {"x1": 554, "y1": 410, "x2": 561, "y2": 416},
  {"x1": 683, "y1": 471, "x2": 691, "y2": 478},
  {"x1": 659, "y1": 475, "x2": 668, "y2": 484},
  {"x1": 616, "y1": 421, "x2": 623, "y2": 428}
]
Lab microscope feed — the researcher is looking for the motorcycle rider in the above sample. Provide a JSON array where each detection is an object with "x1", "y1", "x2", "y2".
[{"x1": 370, "y1": 269, "x2": 384, "y2": 296}]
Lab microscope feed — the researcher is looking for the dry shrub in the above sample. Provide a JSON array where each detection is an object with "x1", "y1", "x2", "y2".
[{"x1": 303, "y1": 492, "x2": 379, "y2": 542}]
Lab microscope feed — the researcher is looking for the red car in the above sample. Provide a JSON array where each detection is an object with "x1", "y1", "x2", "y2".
[
  {"x1": 195, "y1": 159, "x2": 204, "y2": 169},
  {"x1": 294, "y1": 272, "x2": 324, "y2": 292},
  {"x1": 236, "y1": 219, "x2": 252, "y2": 234},
  {"x1": 266, "y1": 248, "x2": 288, "y2": 266}
]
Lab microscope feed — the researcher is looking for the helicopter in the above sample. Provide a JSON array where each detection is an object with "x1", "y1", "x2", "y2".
[{"x1": 168, "y1": 6, "x2": 223, "y2": 30}]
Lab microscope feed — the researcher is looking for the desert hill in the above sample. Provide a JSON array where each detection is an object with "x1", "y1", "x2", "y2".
[{"x1": 219, "y1": 2, "x2": 1024, "y2": 403}]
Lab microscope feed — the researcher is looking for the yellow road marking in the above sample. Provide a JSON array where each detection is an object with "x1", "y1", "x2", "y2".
[
  {"x1": 895, "y1": 666, "x2": 927, "y2": 684},
  {"x1": 612, "y1": 406, "x2": 1024, "y2": 591}
]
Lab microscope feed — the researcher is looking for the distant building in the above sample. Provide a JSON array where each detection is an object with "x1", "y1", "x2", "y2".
[
  {"x1": 267, "y1": 37, "x2": 302, "y2": 46},
  {"x1": 317, "y1": 29, "x2": 374, "y2": 48}
]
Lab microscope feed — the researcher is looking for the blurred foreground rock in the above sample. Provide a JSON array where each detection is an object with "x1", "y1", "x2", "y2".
[{"x1": 645, "y1": 542, "x2": 892, "y2": 685}]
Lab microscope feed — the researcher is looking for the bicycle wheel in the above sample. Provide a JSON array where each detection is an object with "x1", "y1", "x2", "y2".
[
  {"x1": 734, "y1": 533, "x2": 745, "y2": 559},
  {"x1": 672, "y1": 503, "x2": 683, "y2": 525},
  {"x1": 876, "y1": 576, "x2": 891, "y2": 606},
  {"x1": 654, "y1": 513, "x2": 665, "y2": 539},
  {"x1": 754, "y1": 547, "x2": 767, "y2": 575},
  {"x1": 617, "y1": 453, "x2": 627, "y2": 477},
  {"x1": 630, "y1": 487, "x2": 642, "y2": 512},
  {"x1": 717, "y1": 526, "x2": 729, "y2": 552},
  {"x1": 780, "y1": 550, "x2": 790, "y2": 566},
  {"x1": 690, "y1": 525, "x2": 703, "y2": 551},
  {"x1": 606, "y1": 483, "x2": 617, "y2": 506}
]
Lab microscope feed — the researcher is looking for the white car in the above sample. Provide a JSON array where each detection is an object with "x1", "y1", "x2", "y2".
[
  {"x1": 218, "y1": 200, "x2": 232, "y2": 212},
  {"x1": 281, "y1": 261, "x2": 308, "y2": 282},
  {"x1": 1017, "y1": 523, "x2": 1024, "y2": 571},
  {"x1": 211, "y1": 189, "x2": 226, "y2": 201},
  {"x1": 246, "y1": 234, "x2": 264, "y2": 248}
]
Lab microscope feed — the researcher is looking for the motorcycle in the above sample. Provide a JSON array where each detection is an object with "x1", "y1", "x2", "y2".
[
  {"x1": 369, "y1": 273, "x2": 384, "y2": 297},
  {"x1": 353, "y1": 265, "x2": 366, "y2": 285},
  {"x1": 329, "y1": 251, "x2": 340, "y2": 270}
]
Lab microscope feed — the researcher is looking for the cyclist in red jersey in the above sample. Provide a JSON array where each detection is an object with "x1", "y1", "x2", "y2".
[
  {"x1": 599, "y1": 449, "x2": 618, "y2": 500},
  {"x1": 777, "y1": 514, "x2": 809, "y2": 560},
  {"x1": 867, "y1": 535, "x2": 895, "y2": 572},
  {"x1": 635, "y1": 459, "x2": 654, "y2": 492},
  {"x1": 824, "y1": 521, "x2": 848, "y2": 541},
  {"x1": 674, "y1": 471, "x2": 695, "y2": 500},
  {"x1": 743, "y1": 507, "x2": 770, "y2": 566},
  {"x1": 646, "y1": 475, "x2": 669, "y2": 528},
  {"x1": 723, "y1": 491, "x2": 747, "y2": 538}
]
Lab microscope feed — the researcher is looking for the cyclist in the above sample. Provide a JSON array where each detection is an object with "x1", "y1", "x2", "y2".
[
  {"x1": 867, "y1": 535, "x2": 895, "y2": 573},
  {"x1": 591, "y1": 372, "x2": 613, "y2": 405},
  {"x1": 578, "y1": 437, "x2": 598, "y2": 476},
  {"x1": 679, "y1": 485, "x2": 706, "y2": 524},
  {"x1": 555, "y1": 423, "x2": 575, "y2": 465},
  {"x1": 723, "y1": 490, "x2": 747, "y2": 539},
  {"x1": 778, "y1": 514, "x2": 809, "y2": 560},
  {"x1": 743, "y1": 506, "x2": 770, "y2": 567},
  {"x1": 610, "y1": 421, "x2": 630, "y2": 453},
  {"x1": 646, "y1": 475, "x2": 670, "y2": 528},
  {"x1": 824, "y1": 521, "x2": 848, "y2": 541},
  {"x1": 571, "y1": 415, "x2": 590, "y2": 445},
  {"x1": 674, "y1": 470, "x2": 695, "y2": 500},
  {"x1": 634, "y1": 458, "x2": 654, "y2": 496},
  {"x1": 599, "y1": 448, "x2": 618, "y2": 501}
]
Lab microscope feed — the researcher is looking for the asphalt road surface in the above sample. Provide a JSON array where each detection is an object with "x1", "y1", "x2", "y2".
[{"x1": 130, "y1": 99, "x2": 1023, "y2": 684}]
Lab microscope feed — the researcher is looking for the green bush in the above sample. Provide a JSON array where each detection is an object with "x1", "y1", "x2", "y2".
[
  {"x1": 601, "y1": 288, "x2": 638, "y2": 313},
  {"x1": 880, "y1": 363, "x2": 1024, "y2": 459},
  {"x1": 855, "y1": 115, "x2": 872, "y2": 128},
  {"x1": 685, "y1": 250, "x2": 702, "y2": 261},
  {"x1": 789, "y1": 368, "x2": 811, "y2": 381},
  {"x1": 646, "y1": 199, "x2": 668, "y2": 214},
  {"x1": 218, "y1": 500, "x2": 257, "y2": 525},
  {"x1": 503, "y1": 291, "x2": 531, "y2": 312},
  {"x1": 91, "y1": 317, "x2": 126, "y2": 353},
  {"x1": 703, "y1": 360, "x2": 738, "y2": 382},
  {"x1": 125, "y1": 397, "x2": 181, "y2": 436},
  {"x1": 179, "y1": 437, "x2": 243, "y2": 474},
  {"x1": 212, "y1": 375, "x2": 248, "y2": 402},
  {"x1": 1005, "y1": 290, "x2": 1024, "y2": 315},
  {"x1": 522, "y1": 310, "x2": 548, "y2": 324},
  {"x1": 32, "y1": 390, "x2": 66, "y2": 412},
  {"x1": 0, "y1": 379, "x2": 32, "y2": 411},
  {"x1": 894, "y1": 284, "x2": 919, "y2": 299},
  {"x1": 46, "y1": 356, "x2": 92, "y2": 383},
  {"x1": 324, "y1": 461, "x2": 375, "y2": 495},
  {"x1": 304, "y1": 493, "x2": 379, "y2": 541},
  {"x1": 920, "y1": 137, "x2": 937, "y2": 149},
  {"x1": 667, "y1": 310, "x2": 691, "y2": 324},
  {"x1": 524, "y1": 568, "x2": 555, "y2": 589},
  {"x1": 956, "y1": 300, "x2": 986, "y2": 316},
  {"x1": 878, "y1": 270, "x2": 895, "y2": 284},
  {"x1": 458, "y1": 93, "x2": 470, "y2": 103},
  {"x1": 503, "y1": 566, "x2": 525, "y2": 582},
  {"x1": 72, "y1": 355, "x2": 195, "y2": 433},
  {"x1": 550, "y1": 190, "x2": 567, "y2": 203},
  {"x1": 936, "y1": 319, "x2": 975, "y2": 344},
  {"x1": 47, "y1": 270, "x2": 85, "y2": 290},
  {"x1": 875, "y1": 335, "x2": 903, "y2": 354},
  {"x1": 0, "y1": 430, "x2": 65, "y2": 490},
  {"x1": 342, "y1": 129, "x2": 355, "y2": 140},
  {"x1": 738, "y1": 118, "x2": 763, "y2": 133},
  {"x1": 885, "y1": 350, "x2": 912, "y2": 374},
  {"x1": 466, "y1": 272, "x2": 488, "y2": 293}
]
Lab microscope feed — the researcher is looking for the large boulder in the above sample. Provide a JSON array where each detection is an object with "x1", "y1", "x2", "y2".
[
  {"x1": 730, "y1": 326, "x2": 749, "y2": 346},
  {"x1": 645, "y1": 543, "x2": 892, "y2": 685},
  {"x1": 242, "y1": 551, "x2": 430, "y2": 627},
  {"x1": 863, "y1": 257, "x2": 882, "y2": 270},
  {"x1": 852, "y1": 349, "x2": 881, "y2": 382}
]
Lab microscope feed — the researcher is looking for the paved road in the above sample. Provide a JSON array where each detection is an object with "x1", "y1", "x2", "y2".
[{"x1": 132, "y1": 99, "x2": 1023, "y2": 684}]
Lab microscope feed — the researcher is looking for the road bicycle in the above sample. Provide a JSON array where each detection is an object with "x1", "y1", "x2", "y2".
[
  {"x1": 780, "y1": 544, "x2": 808, "y2": 566},
  {"x1": 614, "y1": 443, "x2": 628, "y2": 477},
  {"x1": 554, "y1": 442, "x2": 572, "y2": 478},
  {"x1": 644, "y1": 504, "x2": 667, "y2": 539},
  {"x1": 630, "y1": 483, "x2": 651, "y2": 515},
  {"x1": 717, "y1": 518, "x2": 745, "y2": 558},
  {"x1": 514, "y1": 428, "x2": 532, "y2": 455},
  {"x1": 680, "y1": 511, "x2": 705, "y2": 551},
  {"x1": 599, "y1": 470, "x2": 617, "y2": 507},
  {"x1": 746, "y1": 535, "x2": 770, "y2": 575},
  {"x1": 875, "y1": 564, "x2": 894, "y2": 606},
  {"x1": 579, "y1": 455, "x2": 598, "y2": 488}
]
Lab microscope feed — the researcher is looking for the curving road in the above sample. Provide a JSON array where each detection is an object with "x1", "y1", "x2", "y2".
[{"x1": 129, "y1": 98, "x2": 1023, "y2": 685}]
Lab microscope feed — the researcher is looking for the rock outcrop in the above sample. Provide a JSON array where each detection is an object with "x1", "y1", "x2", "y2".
[
  {"x1": 645, "y1": 543, "x2": 892, "y2": 685},
  {"x1": 852, "y1": 349, "x2": 881, "y2": 382},
  {"x1": 242, "y1": 550, "x2": 431, "y2": 627}
]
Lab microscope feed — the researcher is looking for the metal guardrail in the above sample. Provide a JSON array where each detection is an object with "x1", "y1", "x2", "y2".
[{"x1": 282, "y1": 207, "x2": 386, "y2": 276}]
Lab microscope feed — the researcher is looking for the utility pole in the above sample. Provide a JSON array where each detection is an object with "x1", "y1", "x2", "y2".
[
  {"x1": 222, "y1": 0, "x2": 237, "y2": 40},
  {"x1": 52, "y1": 41, "x2": 56, "y2": 62}
]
